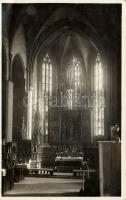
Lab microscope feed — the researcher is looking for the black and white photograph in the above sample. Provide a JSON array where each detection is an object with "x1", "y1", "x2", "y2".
[{"x1": 1, "y1": 1, "x2": 124, "y2": 197}]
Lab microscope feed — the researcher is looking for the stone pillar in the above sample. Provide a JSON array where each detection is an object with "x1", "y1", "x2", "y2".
[
  {"x1": 27, "y1": 87, "x2": 33, "y2": 140},
  {"x1": 5, "y1": 80, "x2": 13, "y2": 143}
]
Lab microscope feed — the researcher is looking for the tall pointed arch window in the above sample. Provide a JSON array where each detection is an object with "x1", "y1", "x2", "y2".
[
  {"x1": 41, "y1": 54, "x2": 52, "y2": 140},
  {"x1": 67, "y1": 57, "x2": 82, "y2": 109},
  {"x1": 94, "y1": 53, "x2": 104, "y2": 136}
]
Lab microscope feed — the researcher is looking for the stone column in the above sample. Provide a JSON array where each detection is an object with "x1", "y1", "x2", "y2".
[
  {"x1": 5, "y1": 80, "x2": 13, "y2": 142},
  {"x1": 27, "y1": 87, "x2": 33, "y2": 140}
]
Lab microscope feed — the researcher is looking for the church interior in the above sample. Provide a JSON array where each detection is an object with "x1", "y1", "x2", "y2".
[{"x1": 2, "y1": 3, "x2": 121, "y2": 196}]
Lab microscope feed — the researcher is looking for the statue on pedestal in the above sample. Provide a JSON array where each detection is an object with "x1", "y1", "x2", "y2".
[{"x1": 111, "y1": 124, "x2": 121, "y2": 142}]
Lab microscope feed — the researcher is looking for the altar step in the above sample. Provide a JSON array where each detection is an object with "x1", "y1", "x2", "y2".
[{"x1": 27, "y1": 172, "x2": 82, "y2": 179}]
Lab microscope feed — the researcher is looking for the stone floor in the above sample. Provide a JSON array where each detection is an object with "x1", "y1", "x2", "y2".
[{"x1": 3, "y1": 174, "x2": 83, "y2": 196}]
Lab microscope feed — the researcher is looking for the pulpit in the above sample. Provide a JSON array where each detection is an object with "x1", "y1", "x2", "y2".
[{"x1": 99, "y1": 141, "x2": 121, "y2": 196}]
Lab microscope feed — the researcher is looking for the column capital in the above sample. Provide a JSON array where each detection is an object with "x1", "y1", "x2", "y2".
[
  {"x1": 29, "y1": 86, "x2": 33, "y2": 91},
  {"x1": 6, "y1": 80, "x2": 14, "y2": 85}
]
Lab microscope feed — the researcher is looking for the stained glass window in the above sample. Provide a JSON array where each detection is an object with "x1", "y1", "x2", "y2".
[
  {"x1": 94, "y1": 53, "x2": 104, "y2": 136},
  {"x1": 67, "y1": 57, "x2": 81, "y2": 109},
  {"x1": 41, "y1": 54, "x2": 52, "y2": 139}
]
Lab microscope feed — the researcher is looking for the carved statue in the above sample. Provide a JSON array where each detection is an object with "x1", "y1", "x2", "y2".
[
  {"x1": 111, "y1": 124, "x2": 121, "y2": 142},
  {"x1": 69, "y1": 122, "x2": 73, "y2": 140}
]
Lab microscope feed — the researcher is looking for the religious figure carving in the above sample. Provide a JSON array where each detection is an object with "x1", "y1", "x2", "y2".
[{"x1": 69, "y1": 122, "x2": 73, "y2": 140}]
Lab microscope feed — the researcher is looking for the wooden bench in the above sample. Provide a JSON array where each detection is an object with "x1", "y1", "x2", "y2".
[{"x1": 29, "y1": 168, "x2": 53, "y2": 175}]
